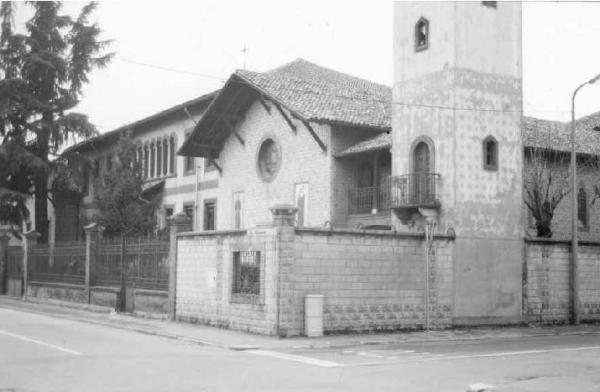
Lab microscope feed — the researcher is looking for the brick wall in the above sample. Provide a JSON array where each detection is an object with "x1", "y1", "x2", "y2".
[{"x1": 524, "y1": 239, "x2": 600, "y2": 323}]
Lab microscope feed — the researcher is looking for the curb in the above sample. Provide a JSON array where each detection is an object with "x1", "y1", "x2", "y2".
[
  {"x1": 0, "y1": 299, "x2": 224, "y2": 348},
  {"x1": 2, "y1": 298, "x2": 600, "y2": 351}
]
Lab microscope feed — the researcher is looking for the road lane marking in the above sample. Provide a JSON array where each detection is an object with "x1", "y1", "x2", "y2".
[
  {"x1": 245, "y1": 349, "x2": 341, "y2": 368},
  {"x1": 342, "y1": 345, "x2": 600, "y2": 367},
  {"x1": 0, "y1": 329, "x2": 82, "y2": 356}
]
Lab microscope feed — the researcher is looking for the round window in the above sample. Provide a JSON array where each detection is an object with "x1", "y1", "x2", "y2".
[{"x1": 257, "y1": 138, "x2": 281, "y2": 182}]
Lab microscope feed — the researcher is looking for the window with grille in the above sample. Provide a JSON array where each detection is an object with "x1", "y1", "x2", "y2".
[{"x1": 232, "y1": 251, "x2": 261, "y2": 296}]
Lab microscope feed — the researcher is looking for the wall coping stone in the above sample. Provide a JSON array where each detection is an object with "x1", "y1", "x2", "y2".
[
  {"x1": 525, "y1": 236, "x2": 600, "y2": 247},
  {"x1": 133, "y1": 288, "x2": 168, "y2": 296},
  {"x1": 90, "y1": 286, "x2": 121, "y2": 293},
  {"x1": 295, "y1": 227, "x2": 455, "y2": 240},
  {"x1": 177, "y1": 229, "x2": 248, "y2": 238},
  {"x1": 28, "y1": 281, "x2": 85, "y2": 290}
]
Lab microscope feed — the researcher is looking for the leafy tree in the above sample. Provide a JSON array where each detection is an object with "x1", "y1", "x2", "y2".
[
  {"x1": 93, "y1": 132, "x2": 159, "y2": 238},
  {"x1": 0, "y1": 1, "x2": 112, "y2": 242}
]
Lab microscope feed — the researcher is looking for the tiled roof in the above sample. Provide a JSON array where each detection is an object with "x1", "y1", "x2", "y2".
[
  {"x1": 522, "y1": 114, "x2": 600, "y2": 155},
  {"x1": 338, "y1": 114, "x2": 600, "y2": 157},
  {"x1": 65, "y1": 91, "x2": 218, "y2": 154},
  {"x1": 235, "y1": 59, "x2": 391, "y2": 130},
  {"x1": 335, "y1": 132, "x2": 391, "y2": 157}
]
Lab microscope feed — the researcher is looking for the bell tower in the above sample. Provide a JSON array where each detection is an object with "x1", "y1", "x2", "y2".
[{"x1": 392, "y1": 2, "x2": 524, "y2": 324}]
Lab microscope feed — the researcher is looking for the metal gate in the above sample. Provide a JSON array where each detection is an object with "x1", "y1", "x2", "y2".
[{"x1": 95, "y1": 238, "x2": 169, "y2": 312}]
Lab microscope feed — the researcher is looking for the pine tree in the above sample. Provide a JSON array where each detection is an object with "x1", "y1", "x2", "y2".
[{"x1": 0, "y1": 1, "x2": 112, "y2": 241}]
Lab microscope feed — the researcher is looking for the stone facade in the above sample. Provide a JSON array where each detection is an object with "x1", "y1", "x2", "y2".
[{"x1": 392, "y1": 1, "x2": 524, "y2": 324}]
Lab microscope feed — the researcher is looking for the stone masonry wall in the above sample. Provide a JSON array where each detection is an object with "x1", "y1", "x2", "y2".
[
  {"x1": 175, "y1": 223, "x2": 454, "y2": 336},
  {"x1": 279, "y1": 229, "x2": 454, "y2": 336},
  {"x1": 175, "y1": 228, "x2": 279, "y2": 335},
  {"x1": 525, "y1": 239, "x2": 600, "y2": 323}
]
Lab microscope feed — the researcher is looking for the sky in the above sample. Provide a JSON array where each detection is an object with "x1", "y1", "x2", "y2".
[{"x1": 13, "y1": 1, "x2": 600, "y2": 133}]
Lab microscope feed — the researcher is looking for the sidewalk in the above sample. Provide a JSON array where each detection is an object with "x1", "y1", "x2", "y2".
[{"x1": 1, "y1": 295, "x2": 599, "y2": 351}]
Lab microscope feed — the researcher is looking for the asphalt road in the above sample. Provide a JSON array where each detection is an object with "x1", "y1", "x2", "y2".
[{"x1": 1, "y1": 308, "x2": 600, "y2": 392}]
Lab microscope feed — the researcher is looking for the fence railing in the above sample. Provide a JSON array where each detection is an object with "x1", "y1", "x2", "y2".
[
  {"x1": 19, "y1": 237, "x2": 169, "y2": 291},
  {"x1": 7, "y1": 246, "x2": 23, "y2": 279},
  {"x1": 28, "y1": 242, "x2": 86, "y2": 285},
  {"x1": 390, "y1": 173, "x2": 441, "y2": 208},
  {"x1": 348, "y1": 185, "x2": 391, "y2": 215},
  {"x1": 95, "y1": 238, "x2": 169, "y2": 291}
]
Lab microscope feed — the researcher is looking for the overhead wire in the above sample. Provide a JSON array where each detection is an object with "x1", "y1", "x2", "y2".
[{"x1": 116, "y1": 56, "x2": 578, "y2": 117}]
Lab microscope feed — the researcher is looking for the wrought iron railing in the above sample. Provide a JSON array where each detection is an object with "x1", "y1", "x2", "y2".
[
  {"x1": 94, "y1": 237, "x2": 169, "y2": 291},
  {"x1": 390, "y1": 173, "x2": 441, "y2": 208},
  {"x1": 348, "y1": 186, "x2": 391, "y2": 215},
  {"x1": 28, "y1": 242, "x2": 86, "y2": 285}
]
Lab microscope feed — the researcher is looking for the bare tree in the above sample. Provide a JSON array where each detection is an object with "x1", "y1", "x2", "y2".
[{"x1": 523, "y1": 147, "x2": 571, "y2": 238}]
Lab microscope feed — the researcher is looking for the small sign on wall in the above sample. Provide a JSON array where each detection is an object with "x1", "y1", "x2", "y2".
[{"x1": 206, "y1": 269, "x2": 216, "y2": 289}]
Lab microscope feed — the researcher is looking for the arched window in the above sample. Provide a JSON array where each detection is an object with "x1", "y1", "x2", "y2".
[
  {"x1": 483, "y1": 136, "x2": 498, "y2": 171},
  {"x1": 162, "y1": 139, "x2": 168, "y2": 176},
  {"x1": 156, "y1": 139, "x2": 162, "y2": 176},
  {"x1": 143, "y1": 144, "x2": 149, "y2": 179},
  {"x1": 150, "y1": 141, "x2": 156, "y2": 178},
  {"x1": 578, "y1": 186, "x2": 589, "y2": 230},
  {"x1": 415, "y1": 17, "x2": 429, "y2": 52}
]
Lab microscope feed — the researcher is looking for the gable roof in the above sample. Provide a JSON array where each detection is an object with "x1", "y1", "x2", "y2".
[
  {"x1": 337, "y1": 115, "x2": 600, "y2": 157},
  {"x1": 65, "y1": 91, "x2": 217, "y2": 154},
  {"x1": 178, "y1": 59, "x2": 391, "y2": 157}
]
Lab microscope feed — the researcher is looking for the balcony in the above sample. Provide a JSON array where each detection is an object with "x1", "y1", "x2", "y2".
[
  {"x1": 390, "y1": 173, "x2": 441, "y2": 209},
  {"x1": 348, "y1": 186, "x2": 391, "y2": 215}
]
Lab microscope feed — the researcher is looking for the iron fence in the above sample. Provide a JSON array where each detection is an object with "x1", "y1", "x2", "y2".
[
  {"x1": 390, "y1": 173, "x2": 441, "y2": 208},
  {"x1": 28, "y1": 241, "x2": 86, "y2": 285},
  {"x1": 348, "y1": 186, "x2": 391, "y2": 215},
  {"x1": 95, "y1": 237, "x2": 169, "y2": 291},
  {"x1": 7, "y1": 246, "x2": 23, "y2": 279}
]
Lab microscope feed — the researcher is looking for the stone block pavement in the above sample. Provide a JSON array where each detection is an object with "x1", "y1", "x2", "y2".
[{"x1": 1, "y1": 295, "x2": 600, "y2": 351}]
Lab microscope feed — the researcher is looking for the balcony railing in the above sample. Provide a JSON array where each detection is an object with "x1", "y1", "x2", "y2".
[
  {"x1": 348, "y1": 186, "x2": 391, "y2": 215},
  {"x1": 390, "y1": 173, "x2": 441, "y2": 209}
]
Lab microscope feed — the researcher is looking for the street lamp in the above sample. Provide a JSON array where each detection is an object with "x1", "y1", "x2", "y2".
[{"x1": 570, "y1": 72, "x2": 600, "y2": 325}]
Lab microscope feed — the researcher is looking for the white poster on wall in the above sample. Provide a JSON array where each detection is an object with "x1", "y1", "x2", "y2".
[
  {"x1": 294, "y1": 183, "x2": 308, "y2": 227},
  {"x1": 233, "y1": 192, "x2": 244, "y2": 229}
]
